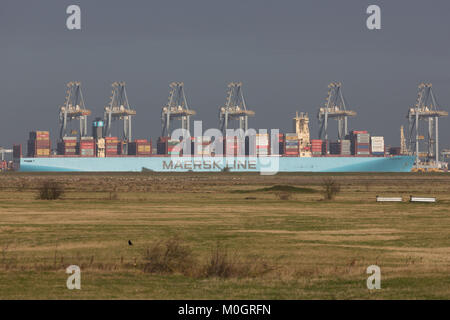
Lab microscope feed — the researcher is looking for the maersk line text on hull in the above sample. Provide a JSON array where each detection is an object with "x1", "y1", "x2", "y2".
[{"x1": 162, "y1": 159, "x2": 257, "y2": 170}]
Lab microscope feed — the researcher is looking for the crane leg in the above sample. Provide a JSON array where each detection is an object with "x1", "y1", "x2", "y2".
[
  {"x1": 416, "y1": 113, "x2": 419, "y2": 166},
  {"x1": 435, "y1": 116, "x2": 439, "y2": 164}
]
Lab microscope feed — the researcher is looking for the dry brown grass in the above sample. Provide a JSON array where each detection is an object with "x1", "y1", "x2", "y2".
[
  {"x1": 140, "y1": 238, "x2": 272, "y2": 279},
  {"x1": 201, "y1": 243, "x2": 271, "y2": 279},
  {"x1": 0, "y1": 172, "x2": 449, "y2": 299},
  {"x1": 143, "y1": 238, "x2": 195, "y2": 276},
  {"x1": 276, "y1": 192, "x2": 292, "y2": 200},
  {"x1": 36, "y1": 180, "x2": 64, "y2": 200}
]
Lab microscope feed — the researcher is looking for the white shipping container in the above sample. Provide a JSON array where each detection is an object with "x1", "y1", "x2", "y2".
[{"x1": 371, "y1": 136, "x2": 384, "y2": 153}]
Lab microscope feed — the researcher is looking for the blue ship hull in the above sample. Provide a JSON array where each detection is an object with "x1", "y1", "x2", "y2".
[{"x1": 18, "y1": 156, "x2": 415, "y2": 172}]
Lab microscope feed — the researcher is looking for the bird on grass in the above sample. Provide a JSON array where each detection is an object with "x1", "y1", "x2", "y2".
[{"x1": 128, "y1": 240, "x2": 133, "y2": 246}]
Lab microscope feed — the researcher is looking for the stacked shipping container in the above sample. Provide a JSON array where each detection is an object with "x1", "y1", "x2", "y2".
[
  {"x1": 157, "y1": 137, "x2": 182, "y2": 156},
  {"x1": 78, "y1": 137, "x2": 95, "y2": 157},
  {"x1": 157, "y1": 137, "x2": 168, "y2": 155},
  {"x1": 255, "y1": 133, "x2": 269, "y2": 156},
  {"x1": 222, "y1": 136, "x2": 241, "y2": 156},
  {"x1": 310, "y1": 139, "x2": 323, "y2": 156},
  {"x1": 370, "y1": 136, "x2": 385, "y2": 156},
  {"x1": 285, "y1": 133, "x2": 299, "y2": 156},
  {"x1": 15, "y1": 127, "x2": 393, "y2": 161},
  {"x1": 270, "y1": 133, "x2": 285, "y2": 155},
  {"x1": 128, "y1": 139, "x2": 152, "y2": 156},
  {"x1": 193, "y1": 136, "x2": 212, "y2": 156},
  {"x1": 105, "y1": 137, "x2": 120, "y2": 156},
  {"x1": 167, "y1": 139, "x2": 181, "y2": 156},
  {"x1": 28, "y1": 131, "x2": 51, "y2": 157},
  {"x1": 329, "y1": 140, "x2": 351, "y2": 155},
  {"x1": 57, "y1": 136, "x2": 77, "y2": 156}
]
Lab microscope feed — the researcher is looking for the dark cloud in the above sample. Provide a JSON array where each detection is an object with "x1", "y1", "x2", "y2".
[{"x1": 1, "y1": 0, "x2": 449, "y2": 150}]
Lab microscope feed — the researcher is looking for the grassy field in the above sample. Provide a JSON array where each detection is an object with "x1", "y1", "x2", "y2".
[{"x1": 0, "y1": 172, "x2": 449, "y2": 299}]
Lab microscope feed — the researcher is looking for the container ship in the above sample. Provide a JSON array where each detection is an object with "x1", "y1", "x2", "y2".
[
  {"x1": 13, "y1": 128, "x2": 415, "y2": 173},
  {"x1": 9, "y1": 82, "x2": 419, "y2": 173}
]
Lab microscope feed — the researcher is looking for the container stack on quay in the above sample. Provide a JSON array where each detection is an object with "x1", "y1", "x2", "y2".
[
  {"x1": 128, "y1": 139, "x2": 152, "y2": 156},
  {"x1": 27, "y1": 131, "x2": 51, "y2": 157},
  {"x1": 105, "y1": 137, "x2": 120, "y2": 157},
  {"x1": 285, "y1": 133, "x2": 300, "y2": 156},
  {"x1": 371, "y1": 136, "x2": 385, "y2": 156},
  {"x1": 329, "y1": 140, "x2": 351, "y2": 155},
  {"x1": 78, "y1": 137, "x2": 95, "y2": 157},
  {"x1": 350, "y1": 131, "x2": 371, "y2": 156},
  {"x1": 57, "y1": 136, "x2": 77, "y2": 156}
]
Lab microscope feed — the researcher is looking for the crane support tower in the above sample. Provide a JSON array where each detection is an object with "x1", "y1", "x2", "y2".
[
  {"x1": 317, "y1": 82, "x2": 356, "y2": 141},
  {"x1": 219, "y1": 82, "x2": 255, "y2": 134},
  {"x1": 407, "y1": 83, "x2": 448, "y2": 166},
  {"x1": 59, "y1": 82, "x2": 91, "y2": 139},
  {"x1": 103, "y1": 82, "x2": 137, "y2": 153},
  {"x1": 161, "y1": 82, "x2": 196, "y2": 137}
]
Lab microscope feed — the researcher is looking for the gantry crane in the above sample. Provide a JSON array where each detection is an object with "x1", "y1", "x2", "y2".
[
  {"x1": 103, "y1": 82, "x2": 136, "y2": 153},
  {"x1": 161, "y1": 82, "x2": 196, "y2": 137},
  {"x1": 407, "y1": 83, "x2": 448, "y2": 165},
  {"x1": 59, "y1": 82, "x2": 91, "y2": 139},
  {"x1": 317, "y1": 82, "x2": 356, "y2": 141},
  {"x1": 219, "y1": 82, "x2": 255, "y2": 134}
]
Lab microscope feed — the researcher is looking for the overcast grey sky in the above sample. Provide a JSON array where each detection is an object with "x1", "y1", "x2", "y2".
[{"x1": 1, "y1": 0, "x2": 450, "y2": 149}]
